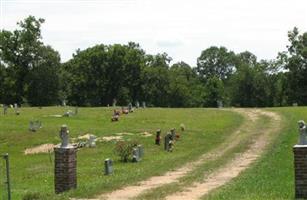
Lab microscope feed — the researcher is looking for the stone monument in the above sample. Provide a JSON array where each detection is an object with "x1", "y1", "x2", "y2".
[
  {"x1": 132, "y1": 147, "x2": 140, "y2": 162},
  {"x1": 3, "y1": 104, "x2": 7, "y2": 115},
  {"x1": 164, "y1": 132, "x2": 173, "y2": 152},
  {"x1": 293, "y1": 120, "x2": 307, "y2": 198},
  {"x1": 104, "y1": 158, "x2": 113, "y2": 175},
  {"x1": 87, "y1": 135, "x2": 96, "y2": 148},
  {"x1": 54, "y1": 125, "x2": 77, "y2": 194}
]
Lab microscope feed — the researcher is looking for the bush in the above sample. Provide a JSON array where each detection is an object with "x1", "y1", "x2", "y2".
[
  {"x1": 115, "y1": 140, "x2": 138, "y2": 162},
  {"x1": 22, "y1": 192, "x2": 42, "y2": 200}
]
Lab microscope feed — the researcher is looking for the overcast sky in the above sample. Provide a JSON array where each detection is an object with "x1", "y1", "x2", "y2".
[{"x1": 1, "y1": 0, "x2": 306, "y2": 66}]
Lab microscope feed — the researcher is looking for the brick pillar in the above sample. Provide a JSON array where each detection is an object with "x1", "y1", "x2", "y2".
[
  {"x1": 54, "y1": 147, "x2": 77, "y2": 194},
  {"x1": 293, "y1": 145, "x2": 307, "y2": 198}
]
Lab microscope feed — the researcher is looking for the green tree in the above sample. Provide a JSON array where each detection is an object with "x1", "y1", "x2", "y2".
[
  {"x1": 196, "y1": 46, "x2": 236, "y2": 82},
  {"x1": 281, "y1": 27, "x2": 307, "y2": 105},
  {"x1": 26, "y1": 46, "x2": 61, "y2": 106},
  {"x1": 169, "y1": 62, "x2": 204, "y2": 107},
  {"x1": 141, "y1": 53, "x2": 171, "y2": 106},
  {"x1": 0, "y1": 16, "x2": 45, "y2": 103},
  {"x1": 229, "y1": 53, "x2": 270, "y2": 107},
  {"x1": 203, "y1": 76, "x2": 224, "y2": 107}
]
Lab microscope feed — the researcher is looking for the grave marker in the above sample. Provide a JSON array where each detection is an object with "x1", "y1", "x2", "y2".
[
  {"x1": 74, "y1": 106, "x2": 78, "y2": 115},
  {"x1": 3, "y1": 104, "x2": 7, "y2": 115},
  {"x1": 164, "y1": 132, "x2": 173, "y2": 152},
  {"x1": 170, "y1": 128, "x2": 176, "y2": 140},
  {"x1": 87, "y1": 135, "x2": 96, "y2": 147},
  {"x1": 137, "y1": 145, "x2": 144, "y2": 159},
  {"x1": 54, "y1": 125, "x2": 77, "y2": 194},
  {"x1": 29, "y1": 120, "x2": 42, "y2": 132},
  {"x1": 155, "y1": 129, "x2": 161, "y2": 145},
  {"x1": 104, "y1": 158, "x2": 113, "y2": 175},
  {"x1": 132, "y1": 147, "x2": 140, "y2": 162},
  {"x1": 135, "y1": 101, "x2": 140, "y2": 108},
  {"x1": 14, "y1": 103, "x2": 20, "y2": 115}
]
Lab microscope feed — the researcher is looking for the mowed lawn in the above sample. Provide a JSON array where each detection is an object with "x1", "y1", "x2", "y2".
[
  {"x1": 204, "y1": 107, "x2": 306, "y2": 200},
  {"x1": 0, "y1": 107, "x2": 242, "y2": 199}
]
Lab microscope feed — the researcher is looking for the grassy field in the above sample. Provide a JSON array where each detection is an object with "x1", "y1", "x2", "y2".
[
  {"x1": 0, "y1": 107, "x2": 242, "y2": 199},
  {"x1": 202, "y1": 107, "x2": 304, "y2": 200}
]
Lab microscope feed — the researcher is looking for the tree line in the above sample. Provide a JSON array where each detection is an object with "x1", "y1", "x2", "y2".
[{"x1": 0, "y1": 16, "x2": 306, "y2": 107}]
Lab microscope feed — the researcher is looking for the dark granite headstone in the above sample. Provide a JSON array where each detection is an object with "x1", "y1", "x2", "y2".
[{"x1": 104, "y1": 158, "x2": 113, "y2": 175}]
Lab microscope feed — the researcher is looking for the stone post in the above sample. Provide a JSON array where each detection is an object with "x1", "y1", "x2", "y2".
[
  {"x1": 294, "y1": 120, "x2": 307, "y2": 198},
  {"x1": 54, "y1": 147, "x2": 77, "y2": 193},
  {"x1": 294, "y1": 145, "x2": 307, "y2": 198},
  {"x1": 54, "y1": 125, "x2": 77, "y2": 194}
]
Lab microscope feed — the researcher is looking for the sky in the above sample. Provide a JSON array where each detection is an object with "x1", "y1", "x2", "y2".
[{"x1": 0, "y1": 0, "x2": 307, "y2": 66}]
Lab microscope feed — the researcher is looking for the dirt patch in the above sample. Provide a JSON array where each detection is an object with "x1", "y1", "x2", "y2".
[
  {"x1": 48, "y1": 114, "x2": 63, "y2": 118},
  {"x1": 140, "y1": 131, "x2": 152, "y2": 137},
  {"x1": 24, "y1": 144, "x2": 55, "y2": 155},
  {"x1": 115, "y1": 132, "x2": 134, "y2": 136},
  {"x1": 98, "y1": 136, "x2": 123, "y2": 142}
]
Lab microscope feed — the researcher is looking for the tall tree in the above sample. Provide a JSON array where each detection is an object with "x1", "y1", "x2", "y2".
[
  {"x1": 282, "y1": 27, "x2": 307, "y2": 105},
  {"x1": 196, "y1": 46, "x2": 236, "y2": 82},
  {"x1": 0, "y1": 16, "x2": 45, "y2": 103}
]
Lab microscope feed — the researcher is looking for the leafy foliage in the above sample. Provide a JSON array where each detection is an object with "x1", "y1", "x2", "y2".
[{"x1": 0, "y1": 16, "x2": 306, "y2": 107}]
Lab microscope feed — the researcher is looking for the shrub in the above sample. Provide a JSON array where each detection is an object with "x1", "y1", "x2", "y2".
[
  {"x1": 22, "y1": 192, "x2": 42, "y2": 200},
  {"x1": 115, "y1": 140, "x2": 138, "y2": 162}
]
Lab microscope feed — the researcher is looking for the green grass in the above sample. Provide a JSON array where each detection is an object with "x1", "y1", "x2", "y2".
[
  {"x1": 0, "y1": 107, "x2": 242, "y2": 199},
  {"x1": 202, "y1": 107, "x2": 305, "y2": 200},
  {"x1": 136, "y1": 113, "x2": 272, "y2": 200}
]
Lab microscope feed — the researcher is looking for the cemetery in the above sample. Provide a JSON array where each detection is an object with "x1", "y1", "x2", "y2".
[
  {"x1": 0, "y1": 105, "x2": 305, "y2": 199},
  {"x1": 0, "y1": 3, "x2": 306, "y2": 200}
]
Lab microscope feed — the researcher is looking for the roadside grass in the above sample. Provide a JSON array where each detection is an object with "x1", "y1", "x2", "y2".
[
  {"x1": 202, "y1": 107, "x2": 304, "y2": 200},
  {"x1": 0, "y1": 107, "x2": 242, "y2": 199},
  {"x1": 136, "y1": 113, "x2": 271, "y2": 200}
]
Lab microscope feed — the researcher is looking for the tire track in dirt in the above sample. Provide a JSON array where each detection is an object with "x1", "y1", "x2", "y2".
[
  {"x1": 80, "y1": 109, "x2": 264, "y2": 200},
  {"x1": 164, "y1": 110, "x2": 282, "y2": 200}
]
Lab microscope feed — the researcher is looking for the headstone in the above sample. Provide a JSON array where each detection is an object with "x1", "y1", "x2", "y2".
[
  {"x1": 298, "y1": 120, "x2": 307, "y2": 145},
  {"x1": 29, "y1": 120, "x2": 42, "y2": 132},
  {"x1": 137, "y1": 145, "x2": 144, "y2": 159},
  {"x1": 135, "y1": 101, "x2": 140, "y2": 108},
  {"x1": 217, "y1": 100, "x2": 223, "y2": 108},
  {"x1": 87, "y1": 135, "x2": 96, "y2": 147},
  {"x1": 132, "y1": 147, "x2": 140, "y2": 162},
  {"x1": 170, "y1": 128, "x2": 176, "y2": 140},
  {"x1": 104, "y1": 158, "x2": 113, "y2": 175},
  {"x1": 142, "y1": 101, "x2": 146, "y2": 108},
  {"x1": 111, "y1": 110, "x2": 120, "y2": 122},
  {"x1": 155, "y1": 129, "x2": 161, "y2": 145},
  {"x1": 112, "y1": 99, "x2": 117, "y2": 107},
  {"x1": 63, "y1": 110, "x2": 73, "y2": 117},
  {"x1": 3, "y1": 104, "x2": 7, "y2": 115},
  {"x1": 293, "y1": 103, "x2": 298, "y2": 107},
  {"x1": 62, "y1": 100, "x2": 66, "y2": 107},
  {"x1": 164, "y1": 132, "x2": 173, "y2": 152},
  {"x1": 54, "y1": 125, "x2": 77, "y2": 194},
  {"x1": 59, "y1": 125, "x2": 71, "y2": 148},
  {"x1": 14, "y1": 103, "x2": 20, "y2": 115},
  {"x1": 128, "y1": 103, "x2": 133, "y2": 112}
]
